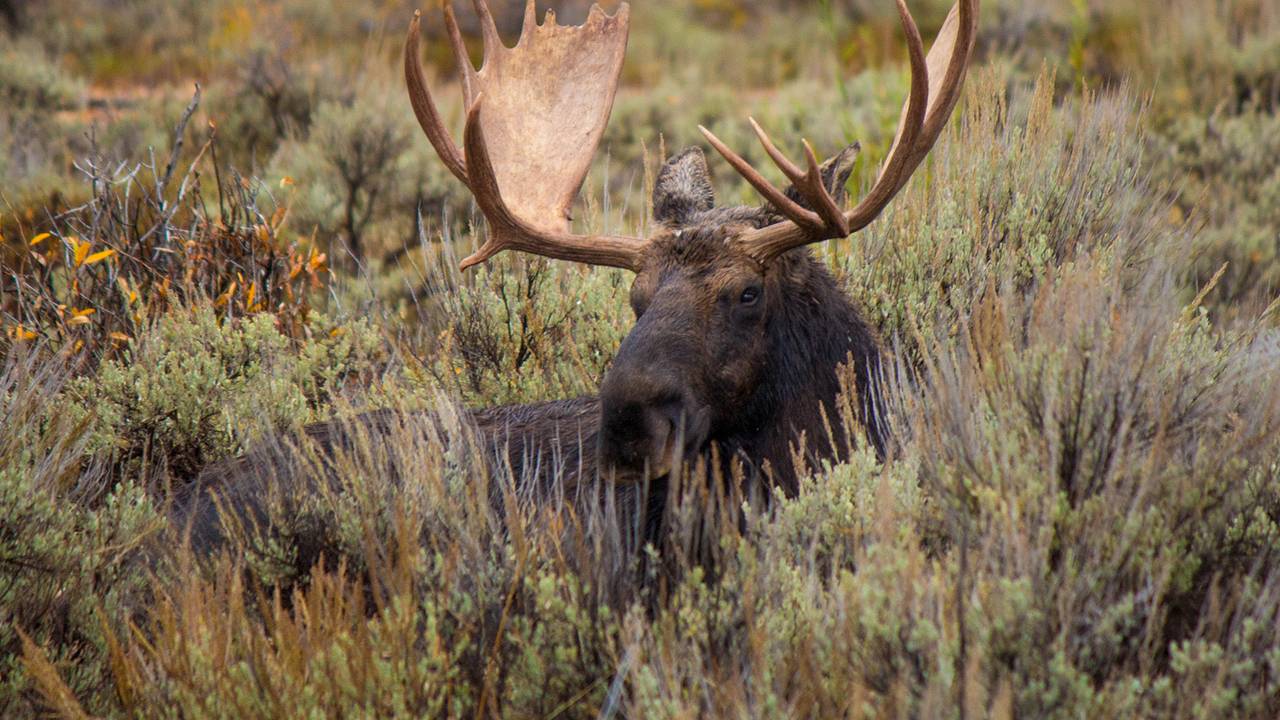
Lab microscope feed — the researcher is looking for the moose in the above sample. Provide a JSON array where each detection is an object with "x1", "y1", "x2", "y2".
[{"x1": 173, "y1": 0, "x2": 977, "y2": 557}]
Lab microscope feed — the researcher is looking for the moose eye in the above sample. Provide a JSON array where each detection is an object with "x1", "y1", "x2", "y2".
[{"x1": 739, "y1": 286, "x2": 761, "y2": 306}]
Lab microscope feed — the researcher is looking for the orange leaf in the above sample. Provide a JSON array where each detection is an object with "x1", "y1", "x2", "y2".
[
  {"x1": 72, "y1": 307, "x2": 96, "y2": 318},
  {"x1": 108, "y1": 332, "x2": 131, "y2": 343},
  {"x1": 83, "y1": 249, "x2": 117, "y2": 266},
  {"x1": 214, "y1": 281, "x2": 237, "y2": 308},
  {"x1": 29, "y1": 232, "x2": 52, "y2": 246},
  {"x1": 72, "y1": 239, "x2": 91, "y2": 267}
]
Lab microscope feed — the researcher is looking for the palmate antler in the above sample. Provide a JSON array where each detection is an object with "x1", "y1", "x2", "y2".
[
  {"x1": 404, "y1": 0, "x2": 646, "y2": 270},
  {"x1": 405, "y1": 0, "x2": 977, "y2": 271},
  {"x1": 703, "y1": 0, "x2": 979, "y2": 264}
]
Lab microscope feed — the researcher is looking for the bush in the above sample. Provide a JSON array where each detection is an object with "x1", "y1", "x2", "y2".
[
  {"x1": 1153, "y1": 109, "x2": 1280, "y2": 321},
  {"x1": 0, "y1": 37, "x2": 87, "y2": 210},
  {"x1": 891, "y1": 257, "x2": 1280, "y2": 716},
  {"x1": 67, "y1": 401, "x2": 636, "y2": 719},
  {"x1": 208, "y1": 50, "x2": 331, "y2": 170},
  {"x1": 2, "y1": 91, "x2": 330, "y2": 364},
  {"x1": 267, "y1": 87, "x2": 457, "y2": 265},
  {"x1": 427, "y1": 255, "x2": 632, "y2": 406},
  {"x1": 0, "y1": 353, "x2": 159, "y2": 717},
  {"x1": 0, "y1": 37, "x2": 85, "y2": 112},
  {"x1": 844, "y1": 67, "x2": 1172, "y2": 362},
  {"x1": 65, "y1": 306, "x2": 386, "y2": 482}
]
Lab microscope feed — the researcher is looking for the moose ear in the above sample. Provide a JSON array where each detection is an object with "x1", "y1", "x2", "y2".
[
  {"x1": 780, "y1": 142, "x2": 861, "y2": 211},
  {"x1": 653, "y1": 147, "x2": 716, "y2": 227}
]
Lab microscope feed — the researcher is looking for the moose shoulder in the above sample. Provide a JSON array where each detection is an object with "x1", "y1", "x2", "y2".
[{"x1": 173, "y1": 0, "x2": 977, "y2": 552}]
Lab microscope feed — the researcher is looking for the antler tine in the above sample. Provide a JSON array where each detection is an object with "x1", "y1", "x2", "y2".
[
  {"x1": 522, "y1": 0, "x2": 538, "y2": 33},
  {"x1": 699, "y1": 124, "x2": 824, "y2": 233},
  {"x1": 405, "y1": 11, "x2": 468, "y2": 185},
  {"x1": 442, "y1": 3, "x2": 478, "y2": 106},
  {"x1": 461, "y1": 99, "x2": 645, "y2": 270},
  {"x1": 469, "y1": 0, "x2": 503, "y2": 56},
  {"x1": 798, "y1": 139, "x2": 851, "y2": 235},
  {"x1": 843, "y1": 0, "x2": 929, "y2": 230},
  {"x1": 748, "y1": 118, "x2": 804, "y2": 180},
  {"x1": 749, "y1": 119, "x2": 850, "y2": 236},
  {"x1": 902, "y1": 0, "x2": 978, "y2": 182},
  {"x1": 730, "y1": 0, "x2": 977, "y2": 264}
]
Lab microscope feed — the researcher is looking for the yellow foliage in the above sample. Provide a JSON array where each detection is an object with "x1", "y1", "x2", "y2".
[
  {"x1": 9, "y1": 324, "x2": 38, "y2": 341},
  {"x1": 70, "y1": 238, "x2": 91, "y2": 267},
  {"x1": 214, "y1": 281, "x2": 238, "y2": 308},
  {"x1": 83, "y1": 249, "x2": 117, "y2": 266}
]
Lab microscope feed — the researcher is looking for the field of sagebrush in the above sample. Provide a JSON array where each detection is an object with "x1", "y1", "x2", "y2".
[{"x1": 2, "y1": 0, "x2": 1279, "y2": 717}]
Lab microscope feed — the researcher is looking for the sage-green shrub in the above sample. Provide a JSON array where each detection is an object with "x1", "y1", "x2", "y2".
[
  {"x1": 5, "y1": 1, "x2": 1280, "y2": 718},
  {"x1": 1154, "y1": 109, "x2": 1280, "y2": 320},
  {"x1": 66, "y1": 307, "x2": 386, "y2": 481},
  {"x1": 0, "y1": 356, "x2": 159, "y2": 717}
]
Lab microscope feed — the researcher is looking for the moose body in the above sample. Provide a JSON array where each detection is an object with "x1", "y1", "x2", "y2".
[
  {"x1": 173, "y1": 0, "x2": 976, "y2": 557},
  {"x1": 174, "y1": 161, "x2": 886, "y2": 553}
]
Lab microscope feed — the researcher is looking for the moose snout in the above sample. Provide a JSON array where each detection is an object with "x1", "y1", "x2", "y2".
[{"x1": 598, "y1": 378, "x2": 711, "y2": 481}]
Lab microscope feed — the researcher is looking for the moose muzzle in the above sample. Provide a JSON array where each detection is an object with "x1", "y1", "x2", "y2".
[{"x1": 598, "y1": 368, "x2": 711, "y2": 481}]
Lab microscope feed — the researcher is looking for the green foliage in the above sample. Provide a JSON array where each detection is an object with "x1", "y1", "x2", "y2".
[
  {"x1": 3, "y1": 1, "x2": 1280, "y2": 718},
  {"x1": 428, "y1": 256, "x2": 632, "y2": 406},
  {"x1": 1131, "y1": 0, "x2": 1280, "y2": 117},
  {"x1": 0, "y1": 355, "x2": 159, "y2": 717},
  {"x1": 267, "y1": 85, "x2": 458, "y2": 264},
  {"x1": 0, "y1": 37, "x2": 84, "y2": 111},
  {"x1": 846, "y1": 68, "x2": 1168, "y2": 361},
  {"x1": 897, "y1": 258, "x2": 1280, "y2": 717},
  {"x1": 0, "y1": 37, "x2": 86, "y2": 209},
  {"x1": 1154, "y1": 109, "x2": 1280, "y2": 320},
  {"x1": 66, "y1": 307, "x2": 386, "y2": 480},
  {"x1": 208, "y1": 50, "x2": 332, "y2": 169}
]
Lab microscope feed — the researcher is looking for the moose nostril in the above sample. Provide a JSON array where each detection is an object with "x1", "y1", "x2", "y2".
[
  {"x1": 649, "y1": 399, "x2": 709, "y2": 456},
  {"x1": 682, "y1": 406, "x2": 711, "y2": 455},
  {"x1": 652, "y1": 398, "x2": 683, "y2": 427},
  {"x1": 599, "y1": 386, "x2": 712, "y2": 477},
  {"x1": 645, "y1": 407, "x2": 674, "y2": 454}
]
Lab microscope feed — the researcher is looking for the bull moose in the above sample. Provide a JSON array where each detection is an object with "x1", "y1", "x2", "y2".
[{"x1": 173, "y1": 0, "x2": 978, "y2": 556}]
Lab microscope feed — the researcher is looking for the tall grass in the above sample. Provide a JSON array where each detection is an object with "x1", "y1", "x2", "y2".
[{"x1": 3, "y1": 0, "x2": 1280, "y2": 717}]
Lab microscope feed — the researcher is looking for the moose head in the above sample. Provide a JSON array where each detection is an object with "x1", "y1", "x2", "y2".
[{"x1": 405, "y1": 0, "x2": 977, "y2": 488}]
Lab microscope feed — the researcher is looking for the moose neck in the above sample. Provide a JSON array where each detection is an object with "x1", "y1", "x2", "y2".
[{"x1": 719, "y1": 249, "x2": 883, "y2": 495}]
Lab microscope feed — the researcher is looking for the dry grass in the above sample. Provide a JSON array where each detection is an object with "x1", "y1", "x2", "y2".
[{"x1": 2, "y1": 0, "x2": 1279, "y2": 717}]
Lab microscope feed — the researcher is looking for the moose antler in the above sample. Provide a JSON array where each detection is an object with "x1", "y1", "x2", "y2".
[
  {"x1": 700, "y1": 0, "x2": 979, "y2": 264},
  {"x1": 405, "y1": 0, "x2": 646, "y2": 271}
]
